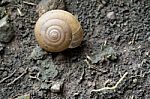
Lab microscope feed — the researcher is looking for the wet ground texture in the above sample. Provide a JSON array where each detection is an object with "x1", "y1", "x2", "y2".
[{"x1": 0, "y1": 0, "x2": 150, "y2": 99}]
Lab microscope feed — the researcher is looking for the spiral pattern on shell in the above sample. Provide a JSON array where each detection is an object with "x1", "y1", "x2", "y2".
[
  {"x1": 34, "y1": 10, "x2": 83, "y2": 52},
  {"x1": 40, "y1": 19, "x2": 72, "y2": 52}
]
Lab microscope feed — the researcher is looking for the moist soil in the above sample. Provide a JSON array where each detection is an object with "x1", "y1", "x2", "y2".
[{"x1": 0, "y1": 0, "x2": 150, "y2": 99}]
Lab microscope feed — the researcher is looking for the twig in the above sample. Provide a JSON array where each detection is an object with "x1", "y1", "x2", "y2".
[
  {"x1": 91, "y1": 72, "x2": 128, "y2": 92},
  {"x1": 17, "y1": 8, "x2": 23, "y2": 16},
  {"x1": 86, "y1": 54, "x2": 92, "y2": 62},
  {"x1": 0, "y1": 69, "x2": 17, "y2": 83},
  {"x1": 23, "y1": 1, "x2": 36, "y2": 6},
  {"x1": 104, "y1": 40, "x2": 107, "y2": 46},
  {"x1": 84, "y1": 59, "x2": 91, "y2": 68},
  {"x1": 131, "y1": 33, "x2": 137, "y2": 44},
  {"x1": 131, "y1": 95, "x2": 134, "y2": 99},
  {"x1": 7, "y1": 68, "x2": 28, "y2": 86},
  {"x1": 29, "y1": 75, "x2": 41, "y2": 82},
  {"x1": 78, "y1": 66, "x2": 85, "y2": 84},
  {"x1": 84, "y1": 59, "x2": 90, "y2": 65},
  {"x1": 29, "y1": 72, "x2": 41, "y2": 82}
]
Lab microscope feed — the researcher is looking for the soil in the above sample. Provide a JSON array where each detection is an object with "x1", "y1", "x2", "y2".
[{"x1": 0, "y1": 0, "x2": 150, "y2": 99}]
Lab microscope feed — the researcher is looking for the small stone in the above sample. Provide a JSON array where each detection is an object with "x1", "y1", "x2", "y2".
[
  {"x1": 51, "y1": 82, "x2": 63, "y2": 93},
  {"x1": 74, "y1": 92, "x2": 80, "y2": 97},
  {"x1": 145, "y1": 51, "x2": 149, "y2": 56},
  {"x1": 2, "y1": 71, "x2": 8, "y2": 77},
  {"x1": 101, "y1": 0, "x2": 107, "y2": 4},
  {"x1": 18, "y1": 67, "x2": 25, "y2": 74},
  {"x1": 133, "y1": 78, "x2": 138, "y2": 83},
  {"x1": 0, "y1": 15, "x2": 14, "y2": 43},
  {"x1": 107, "y1": 11, "x2": 116, "y2": 19},
  {"x1": 37, "y1": 91, "x2": 44, "y2": 97}
]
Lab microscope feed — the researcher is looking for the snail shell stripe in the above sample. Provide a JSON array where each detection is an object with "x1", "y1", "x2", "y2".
[
  {"x1": 69, "y1": 26, "x2": 83, "y2": 48},
  {"x1": 41, "y1": 19, "x2": 67, "y2": 45},
  {"x1": 35, "y1": 18, "x2": 72, "y2": 52},
  {"x1": 46, "y1": 26, "x2": 61, "y2": 42}
]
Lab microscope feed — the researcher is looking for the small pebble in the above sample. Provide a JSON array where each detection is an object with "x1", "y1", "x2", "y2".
[
  {"x1": 18, "y1": 67, "x2": 25, "y2": 74},
  {"x1": 107, "y1": 11, "x2": 116, "y2": 19},
  {"x1": 2, "y1": 71, "x2": 8, "y2": 77},
  {"x1": 133, "y1": 78, "x2": 138, "y2": 83},
  {"x1": 0, "y1": 15, "x2": 14, "y2": 43},
  {"x1": 51, "y1": 82, "x2": 63, "y2": 93},
  {"x1": 74, "y1": 92, "x2": 80, "y2": 97}
]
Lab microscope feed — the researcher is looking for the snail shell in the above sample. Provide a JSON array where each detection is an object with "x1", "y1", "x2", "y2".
[{"x1": 34, "y1": 10, "x2": 83, "y2": 52}]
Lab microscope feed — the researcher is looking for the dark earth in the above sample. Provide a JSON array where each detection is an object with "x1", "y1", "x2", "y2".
[{"x1": 0, "y1": 0, "x2": 150, "y2": 99}]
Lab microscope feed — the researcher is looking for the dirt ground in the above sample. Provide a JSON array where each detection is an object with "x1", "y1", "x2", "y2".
[{"x1": 0, "y1": 0, "x2": 150, "y2": 99}]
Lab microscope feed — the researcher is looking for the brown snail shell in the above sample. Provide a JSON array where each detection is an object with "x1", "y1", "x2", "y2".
[{"x1": 34, "y1": 10, "x2": 83, "y2": 52}]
